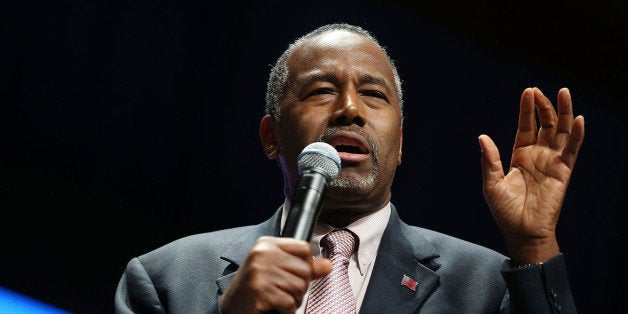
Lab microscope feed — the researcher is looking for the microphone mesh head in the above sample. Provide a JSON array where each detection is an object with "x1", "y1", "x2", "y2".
[{"x1": 297, "y1": 142, "x2": 341, "y2": 179}]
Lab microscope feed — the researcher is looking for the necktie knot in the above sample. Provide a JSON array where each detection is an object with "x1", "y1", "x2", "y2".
[{"x1": 322, "y1": 229, "x2": 358, "y2": 259}]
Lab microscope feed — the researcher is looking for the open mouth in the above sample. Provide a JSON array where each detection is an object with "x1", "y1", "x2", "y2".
[
  {"x1": 334, "y1": 143, "x2": 366, "y2": 154},
  {"x1": 328, "y1": 136, "x2": 370, "y2": 163}
]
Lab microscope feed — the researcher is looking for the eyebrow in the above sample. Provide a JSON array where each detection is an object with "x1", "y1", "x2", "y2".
[
  {"x1": 358, "y1": 74, "x2": 390, "y2": 93},
  {"x1": 300, "y1": 72, "x2": 340, "y2": 86}
]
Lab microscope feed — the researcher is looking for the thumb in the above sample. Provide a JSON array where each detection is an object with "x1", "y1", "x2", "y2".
[
  {"x1": 478, "y1": 134, "x2": 504, "y2": 190},
  {"x1": 311, "y1": 258, "x2": 332, "y2": 279}
]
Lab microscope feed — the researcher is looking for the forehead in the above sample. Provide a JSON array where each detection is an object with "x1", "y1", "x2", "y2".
[{"x1": 287, "y1": 30, "x2": 395, "y2": 80}]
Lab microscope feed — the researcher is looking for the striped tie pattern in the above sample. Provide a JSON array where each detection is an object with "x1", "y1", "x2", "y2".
[{"x1": 306, "y1": 229, "x2": 358, "y2": 314}]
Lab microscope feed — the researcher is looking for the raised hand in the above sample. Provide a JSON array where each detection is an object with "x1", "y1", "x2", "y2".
[
  {"x1": 478, "y1": 87, "x2": 585, "y2": 265},
  {"x1": 220, "y1": 236, "x2": 332, "y2": 313}
]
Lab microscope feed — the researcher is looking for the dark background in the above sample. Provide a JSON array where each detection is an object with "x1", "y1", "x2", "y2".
[{"x1": 1, "y1": 0, "x2": 626, "y2": 312}]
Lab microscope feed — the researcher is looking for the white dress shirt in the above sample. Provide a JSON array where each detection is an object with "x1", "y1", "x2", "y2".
[{"x1": 280, "y1": 201, "x2": 391, "y2": 313}]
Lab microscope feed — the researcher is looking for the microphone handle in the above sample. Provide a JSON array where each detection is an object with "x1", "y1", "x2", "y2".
[{"x1": 282, "y1": 168, "x2": 330, "y2": 241}]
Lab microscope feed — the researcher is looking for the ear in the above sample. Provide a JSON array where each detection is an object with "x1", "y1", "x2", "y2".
[
  {"x1": 260, "y1": 115, "x2": 279, "y2": 159},
  {"x1": 397, "y1": 131, "x2": 403, "y2": 165}
]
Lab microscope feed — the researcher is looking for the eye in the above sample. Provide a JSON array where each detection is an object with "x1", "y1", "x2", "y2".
[
  {"x1": 361, "y1": 90, "x2": 388, "y2": 101},
  {"x1": 307, "y1": 88, "x2": 334, "y2": 97}
]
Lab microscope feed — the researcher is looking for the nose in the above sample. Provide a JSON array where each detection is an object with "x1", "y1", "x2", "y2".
[{"x1": 331, "y1": 88, "x2": 365, "y2": 127}]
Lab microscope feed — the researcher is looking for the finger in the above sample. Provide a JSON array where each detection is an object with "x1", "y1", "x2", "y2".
[
  {"x1": 253, "y1": 237, "x2": 313, "y2": 278},
  {"x1": 264, "y1": 237, "x2": 312, "y2": 259},
  {"x1": 534, "y1": 87, "x2": 558, "y2": 146},
  {"x1": 553, "y1": 87, "x2": 574, "y2": 149},
  {"x1": 311, "y1": 258, "x2": 332, "y2": 279},
  {"x1": 262, "y1": 284, "x2": 301, "y2": 313},
  {"x1": 479, "y1": 134, "x2": 505, "y2": 190},
  {"x1": 275, "y1": 239, "x2": 317, "y2": 276},
  {"x1": 248, "y1": 239, "x2": 312, "y2": 312},
  {"x1": 514, "y1": 88, "x2": 537, "y2": 149},
  {"x1": 272, "y1": 267, "x2": 312, "y2": 310},
  {"x1": 561, "y1": 115, "x2": 585, "y2": 169}
]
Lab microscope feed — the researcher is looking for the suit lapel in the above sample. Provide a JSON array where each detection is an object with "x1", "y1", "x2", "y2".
[
  {"x1": 215, "y1": 206, "x2": 283, "y2": 294},
  {"x1": 214, "y1": 204, "x2": 443, "y2": 312},
  {"x1": 360, "y1": 205, "x2": 441, "y2": 313}
]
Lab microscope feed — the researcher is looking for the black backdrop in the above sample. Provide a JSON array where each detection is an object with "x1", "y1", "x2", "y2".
[{"x1": 1, "y1": 0, "x2": 626, "y2": 312}]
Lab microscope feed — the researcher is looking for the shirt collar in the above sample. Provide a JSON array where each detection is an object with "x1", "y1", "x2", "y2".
[{"x1": 281, "y1": 199, "x2": 391, "y2": 275}]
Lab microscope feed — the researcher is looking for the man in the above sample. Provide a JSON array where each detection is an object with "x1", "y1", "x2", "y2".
[{"x1": 115, "y1": 23, "x2": 584, "y2": 313}]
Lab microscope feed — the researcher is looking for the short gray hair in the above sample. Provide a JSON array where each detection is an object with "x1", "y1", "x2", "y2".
[{"x1": 265, "y1": 23, "x2": 404, "y2": 123}]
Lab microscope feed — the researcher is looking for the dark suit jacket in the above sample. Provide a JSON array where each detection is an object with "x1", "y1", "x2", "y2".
[{"x1": 115, "y1": 204, "x2": 576, "y2": 313}]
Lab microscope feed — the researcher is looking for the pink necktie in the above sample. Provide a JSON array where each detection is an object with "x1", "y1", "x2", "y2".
[{"x1": 306, "y1": 229, "x2": 358, "y2": 314}]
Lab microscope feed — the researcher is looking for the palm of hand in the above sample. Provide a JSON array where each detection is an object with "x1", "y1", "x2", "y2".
[
  {"x1": 486, "y1": 144, "x2": 571, "y2": 240},
  {"x1": 478, "y1": 87, "x2": 584, "y2": 261}
]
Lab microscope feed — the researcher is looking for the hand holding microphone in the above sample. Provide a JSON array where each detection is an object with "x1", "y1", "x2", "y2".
[{"x1": 221, "y1": 142, "x2": 339, "y2": 313}]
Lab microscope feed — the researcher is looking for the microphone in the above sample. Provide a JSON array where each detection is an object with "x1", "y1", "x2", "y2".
[{"x1": 282, "y1": 142, "x2": 341, "y2": 241}]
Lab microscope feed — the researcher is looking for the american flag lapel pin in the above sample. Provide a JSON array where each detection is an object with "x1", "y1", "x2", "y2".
[{"x1": 401, "y1": 274, "x2": 418, "y2": 291}]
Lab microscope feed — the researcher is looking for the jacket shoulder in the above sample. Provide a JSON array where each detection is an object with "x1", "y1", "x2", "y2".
[
  {"x1": 138, "y1": 224, "x2": 262, "y2": 266},
  {"x1": 405, "y1": 224, "x2": 507, "y2": 263}
]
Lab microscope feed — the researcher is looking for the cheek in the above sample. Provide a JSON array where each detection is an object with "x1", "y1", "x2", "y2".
[
  {"x1": 371, "y1": 115, "x2": 401, "y2": 140},
  {"x1": 283, "y1": 108, "x2": 330, "y2": 137},
  {"x1": 277, "y1": 112, "x2": 327, "y2": 153},
  {"x1": 372, "y1": 124, "x2": 402, "y2": 160}
]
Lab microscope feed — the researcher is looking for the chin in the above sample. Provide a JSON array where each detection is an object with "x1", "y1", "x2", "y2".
[
  {"x1": 326, "y1": 184, "x2": 370, "y2": 204},
  {"x1": 331, "y1": 173, "x2": 375, "y2": 190},
  {"x1": 325, "y1": 188, "x2": 365, "y2": 202}
]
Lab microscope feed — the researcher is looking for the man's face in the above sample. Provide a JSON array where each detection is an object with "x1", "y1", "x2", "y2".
[{"x1": 272, "y1": 30, "x2": 403, "y2": 225}]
